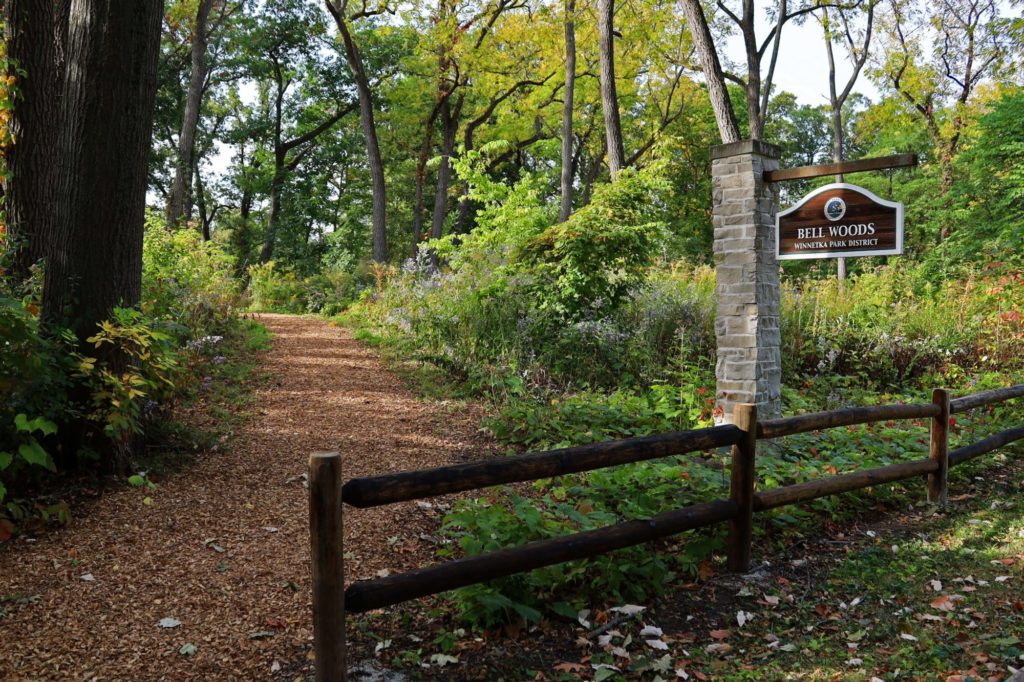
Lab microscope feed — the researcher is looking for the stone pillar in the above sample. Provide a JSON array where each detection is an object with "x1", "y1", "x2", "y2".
[{"x1": 711, "y1": 140, "x2": 782, "y2": 422}]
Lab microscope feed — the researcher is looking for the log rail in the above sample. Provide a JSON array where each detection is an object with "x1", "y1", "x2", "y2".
[{"x1": 309, "y1": 384, "x2": 1024, "y2": 680}]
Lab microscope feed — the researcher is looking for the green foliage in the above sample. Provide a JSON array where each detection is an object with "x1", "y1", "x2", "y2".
[
  {"x1": 517, "y1": 170, "x2": 667, "y2": 322},
  {"x1": 75, "y1": 308, "x2": 181, "y2": 443},
  {"x1": 247, "y1": 260, "x2": 378, "y2": 315},
  {"x1": 142, "y1": 215, "x2": 241, "y2": 336}
]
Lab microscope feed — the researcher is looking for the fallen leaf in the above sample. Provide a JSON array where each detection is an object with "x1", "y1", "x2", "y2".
[
  {"x1": 646, "y1": 639, "x2": 669, "y2": 650},
  {"x1": 79, "y1": 573, "x2": 95, "y2": 582},
  {"x1": 709, "y1": 629, "x2": 730, "y2": 640},
  {"x1": 930, "y1": 580, "x2": 943, "y2": 591},
  {"x1": 158, "y1": 618, "x2": 181, "y2": 629},
  {"x1": 179, "y1": 643, "x2": 197, "y2": 656},
  {"x1": 900, "y1": 633, "x2": 918, "y2": 641},
  {"x1": 553, "y1": 662, "x2": 585, "y2": 673},
  {"x1": 640, "y1": 625, "x2": 663, "y2": 637}
]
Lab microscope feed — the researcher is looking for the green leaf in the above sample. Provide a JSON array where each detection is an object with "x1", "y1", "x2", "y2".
[
  {"x1": 0, "y1": 452, "x2": 12, "y2": 471},
  {"x1": 18, "y1": 440, "x2": 55, "y2": 471},
  {"x1": 550, "y1": 601, "x2": 578, "y2": 620},
  {"x1": 13, "y1": 413, "x2": 57, "y2": 436},
  {"x1": 128, "y1": 474, "x2": 145, "y2": 487}
]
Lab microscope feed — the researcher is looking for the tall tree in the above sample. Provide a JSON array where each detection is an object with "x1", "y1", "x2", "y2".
[
  {"x1": 597, "y1": 0, "x2": 625, "y2": 178},
  {"x1": 237, "y1": 1, "x2": 353, "y2": 263},
  {"x1": 326, "y1": 0, "x2": 389, "y2": 262},
  {"x1": 166, "y1": 0, "x2": 216, "y2": 228}
]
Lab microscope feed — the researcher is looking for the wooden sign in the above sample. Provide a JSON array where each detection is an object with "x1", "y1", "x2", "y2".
[{"x1": 776, "y1": 183, "x2": 903, "y2": 260}]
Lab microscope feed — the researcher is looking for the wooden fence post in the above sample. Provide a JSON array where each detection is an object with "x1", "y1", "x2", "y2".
[
  {"x1": 727, "y1": 403, "x2": 757, "y2": 573},
  {"x1": 928, "y1": 389, "x2": 950, "y2": 505},
  {"x1": 310, "y1": 452, "x2": 345, "y2": 682}
]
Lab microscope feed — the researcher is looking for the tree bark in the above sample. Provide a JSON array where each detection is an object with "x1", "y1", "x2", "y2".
[
  {"x1": 597, "y1": 0, "x2": 624, "y2": 179},
  {"x1": 680, "y1": 0, "x2": 740, "y2": 143},
  {"x1": 559, "y1": 0, "x2": 576, "y2": 221},
  {"x1": 47, "y1": 0, "x2": 164, "y2": 335},
  {"x1": 3, "y1": 0, "x2": 62, "y2": 281},
  {"x1": 328, "y1": 4, "x2": 388, "y2": 262},
  {"x1": 166, "y1": 0, "x2": 214, "y2": 228}
]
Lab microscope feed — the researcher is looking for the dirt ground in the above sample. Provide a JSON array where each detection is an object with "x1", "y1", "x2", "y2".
[{"x1": 0, "y1": 314, "x2": 496, "y2": 681}]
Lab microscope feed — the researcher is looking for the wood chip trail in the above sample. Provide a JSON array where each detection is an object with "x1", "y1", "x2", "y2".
[{"x1": 0, "y1": 314, "x2": 494, "y2": 680}]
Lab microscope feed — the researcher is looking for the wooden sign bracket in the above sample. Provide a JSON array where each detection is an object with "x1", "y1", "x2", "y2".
[{"x1": 764, "y1": 153, "x2": 918, "y2": 183}]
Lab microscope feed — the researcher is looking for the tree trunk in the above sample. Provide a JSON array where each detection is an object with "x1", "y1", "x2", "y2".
[
  {"x1": 559, "y1": 0, "x2": 576, "y2": 221},
  {"x1": 3, "y1": 0, "x2": 62, "y2": 281},
  {"x1": 680, "y1": 0, "x2": 740, "y2": 143},
  {"x1": 166, "y1": 0, "x2": 213, "y2": 228},
  {"x1": 194, "y1": 162, "x2": 211, "y2": 241},
  {"x1": 48, "y1": 0, "x2": 164, "y2": 335},
  {"x1": 331, "y1": 9, "x2": 388, "y2": 262},
  {"x1": 259, "y1": 158, "x2": 286, "y2": 263},
  {"x1": 430, "y1": 100, "x2": 458, "y2": 241},
  {"x1": 412, "y1": 112, "x2": 438, "y2": 254},
  {"x1": 49, "y1": 0, "x2": 164, "y2": 473},
  {"x1": 597, "y1": 0, "x2": 624, "y2": 179}
]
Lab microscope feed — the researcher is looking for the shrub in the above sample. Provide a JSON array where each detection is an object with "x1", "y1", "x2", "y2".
[{"x1": 142, "y1": 215, "x2": 240, "y2": 336}]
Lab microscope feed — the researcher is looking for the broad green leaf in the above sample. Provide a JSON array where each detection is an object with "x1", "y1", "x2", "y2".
[{"x1": 18, "y1": 440, "x2": 55, "y2": 471}]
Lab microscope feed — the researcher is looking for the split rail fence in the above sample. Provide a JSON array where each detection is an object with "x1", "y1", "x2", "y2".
[{"x1": 309, "y1": 384, "x2": 1024, "y2": 681}]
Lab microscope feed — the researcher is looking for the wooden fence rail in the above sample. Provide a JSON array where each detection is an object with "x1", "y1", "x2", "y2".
[{"x1": 309, "y1": 384, "x2": 1024, "y2": 681}]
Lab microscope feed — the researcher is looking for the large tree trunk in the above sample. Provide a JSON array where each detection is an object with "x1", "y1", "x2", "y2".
[
  {"x1": 3, "y1": 0, "x2": 62, "y2": 281},
  {"x1": 166, "y1": 0, "x2": 214, "y2": 228},
  {"x1": 331, "y1": 8, "x2": 388, "y2": 262},
  {"x1": 596, "y1": 0, "x2": 624, "y2": 179},
  {"x1": 48, "y1": 0, "x2": 164, "y2": 335},
  {"x1": 559, "y1": 0, "x2": 576, "y2": 221}
]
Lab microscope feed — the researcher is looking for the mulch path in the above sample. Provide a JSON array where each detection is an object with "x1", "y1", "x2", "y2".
[{"x1": 0, "y1": 314, "x2": 497, "y2": 681}]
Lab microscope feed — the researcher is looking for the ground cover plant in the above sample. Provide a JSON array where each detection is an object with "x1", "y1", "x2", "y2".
[{"x1": 344, "y1": 449, "x2": 1024, "y2": 681}]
